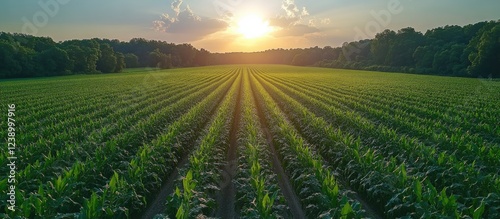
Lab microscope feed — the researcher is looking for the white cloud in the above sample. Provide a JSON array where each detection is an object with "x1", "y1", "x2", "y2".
[
  {"x1": 301, "y1": 7, "x2": 309, "y2": 16},
  {"x1": 270, "y1": 0, "x2": 318, "y2": 37},
  {"x1": 309, "y1": 19, "x2": 316, "y2": 27},
  {"x1": 282, "y1": 0, "x2": 300, "y2": 18},
  {"x1": 171, "y1": 0, "x2": 183, "y2": 15},
  {"x1": 321, "y1": 18, "x2": 331, "y2": 25},
  {"x1": 302, "y1": 17, "x2": 332, "y2": 28},
  {"x1": 153, "y1": 3, "x2": 228, "y2": 41}
]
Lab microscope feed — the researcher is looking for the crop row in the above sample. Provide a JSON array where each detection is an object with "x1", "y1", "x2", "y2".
[
  {"x1": 79, "y1": 72, "x2": 237, "y2": 218},
  {"x1": 1, "y1": 69, "x2": 237, "y2": 217},
  {"x1": 165, "y1": 71, "x2": 241, "y2": 218},
  {"x1": 248, "y1": 69, "x2": 364, "y2": 218},
  {"x1": 0, "y1": 73, "x2": 221, "y2": 178},
  {"x1": 273, "y1": 71, "x2": 499, "y2": 149},
  {"x1": 1, "y1": 65, "x2": 498, "y2": 218},
  {"x1": 256, "y1": 70, "x2": 500, "y2": 198},
  {"x1": 254, "y1": 67, "x2": 499, "y2": 141},
  {"x1": 1, "y1": 72, "x2": 230, "y2": 204},
  {"x1": 260, "y1": 71, "x2": 500, "y2": 174},
  {"x1": 233, "y1": 71, "x2": 290, "y2": 218},
  {"x1": 251, "y1": 68, "x2": 497, "y2": 218}
]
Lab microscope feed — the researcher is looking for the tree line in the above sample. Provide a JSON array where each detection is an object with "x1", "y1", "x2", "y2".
[
  {"x1": 214, "y1": 20, "x2": 499, "y2": 78},
  {"x1": 0, "y1": 20, "x2": 498, "y2": 79},
  {"x1": 0, "y1": 33, "x2": 209, "y2": 78},
  {"x1": 327, "y1": 20, "x2": 500, "y2": 78}
]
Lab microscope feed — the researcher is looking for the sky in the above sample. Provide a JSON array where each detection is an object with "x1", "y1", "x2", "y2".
[{"x1": 0, "y1": 0, "x2": 499, "y2": 52}]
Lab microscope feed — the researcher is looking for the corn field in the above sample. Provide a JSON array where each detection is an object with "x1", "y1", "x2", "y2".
[{"x1": 1, "y1": 65, "x2": 499, "y2": 218}]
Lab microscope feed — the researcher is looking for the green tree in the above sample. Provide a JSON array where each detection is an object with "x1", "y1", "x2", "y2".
[
  {"x1": 175, "y1": 43, "x2": 196, "y2": 67},
  {"x1": 62, "y1": 44, "x2": 84, "y2": 72},
  {"x1": 387, "y1": 27, "x2": 425, "y2": 67},
  {"x1": 96, "y1": 43, "x2": 117, "y2": 73},
  {"x1": 291, "y1": 52, "x2": 308, "y2": 66},
  {"x1": 114, "y1": 52, "x2": 125, "y2": 72},
  {"x1": 0, "y1": 40, "x2": 21, "y2": 78},
  {"x1": 149, "y1": 49, "x2": 173, "y2": 69},
  {"x1": 371, "y1": 29, "x2": 396, "y2": 65},
  {"x1": 148, "y1": 48, "x2": 162, "y2": 67},
  {"x1": 124, "y1": 53, "x2": 139, "y2": 68},
  {"x1": 468, "y1": 22, "x2": 500, "y2": 78},
  {"x1": 37, "y1": 47, "x2": 72, "y2": 76},
  {"x1": 413, "y1": 46, "x2": 435, "y2": 73},
  {"x1": 193, "y1": 48, "x2": 210, "y2": 66},
  {"x1": 80, "y1": 40, "x2": 101, "y2": 72},
  {"x1": 159, "y1": 53, "x2": 173, "y2": 69},
  {"x1": 432, "y1": 44, "x2": 468, "y2": 76},
  {"x1": 62, "y1": 39, "x2": 101, "y2": 73}
]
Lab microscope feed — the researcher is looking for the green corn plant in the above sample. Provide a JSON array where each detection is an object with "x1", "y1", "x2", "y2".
[
  {"x1": 259, "y1": 192, "x2": 276, "y2": 218},
  {"x1": 437, "y1": 188, "x2": 459, "y2": 216},
  {"x1": 169, "y1": 74, "x2": 240, "y2": 218},
  {"x1": 233, "y1": 71, "x2": 290, "y2": 218},
  {"x1": 21, "y1": 73, "x2": 232, "y2": 213},
  {"x1": 81, "y1": 73, "x2": 237, "y2": 218},
  {"x1": 175, "y1": 171, "x2": 196, "y2": 219},
  {"x1": 322, "y1": 173, "x2": 340, "y2": 206},
  {"x1": 340, "y1": 202, "x2": 354, "y2": 219},
  {"x1": 256, "y1": 72, "x2": 470, "y2": 217},
  {"x1": 473, "y1": 201, "x2": 485, "y2": 219},
  {"x1": 398, "y1": 163, "x2": 407, "y2": 187},
  {"x1": 33, "y1": 186, "x2": 46, "y2": 217},
  {"x1": 80, "y1": 192, "x2": 103, "y2": 219},
  {"x1": 251, "y1": 72, "x2": 363, "y2": 218},
  {"x1": 438, "y1": 152, "x2": 446, "y2": 165},
  {"x1": 414, "y1": 180, "x2": 423, "y2": 202},
  {"x1": 251, "y1": 161, "x2": 261, "y2": 180},
  {"x1": 176, "y1": 203, "x2": 187, "y2": 219}
]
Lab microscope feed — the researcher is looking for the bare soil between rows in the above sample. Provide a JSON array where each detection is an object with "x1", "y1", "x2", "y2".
[
  {"x1": 139, "y1": 72, "x2": 239, "y2": 219},
  {"x1": 249, "y1": 70, "x2": 307, "y2": 219},
  {"x1": 215, "y1": 72, "x2": 243, "y2": 218}
]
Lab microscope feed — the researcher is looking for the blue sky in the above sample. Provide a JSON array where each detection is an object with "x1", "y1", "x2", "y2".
[{"x1": 1, "y1": 0, "x2": 499, "y2": 52}]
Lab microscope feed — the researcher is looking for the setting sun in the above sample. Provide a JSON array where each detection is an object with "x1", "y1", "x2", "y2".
[{"x1": 237, "y1": 15, "x2": 272, "y2": 39}]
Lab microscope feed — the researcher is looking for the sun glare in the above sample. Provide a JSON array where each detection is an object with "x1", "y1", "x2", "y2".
[{"x1": 237, "y1": 15, "x2": 272, "y2": 39}]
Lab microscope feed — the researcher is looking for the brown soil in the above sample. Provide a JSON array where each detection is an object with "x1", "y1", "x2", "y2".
[
  {"x1": 248, "y1": 70, "x2": 307, "y2": 219},
  {"x1": 140, "y1": 157, "x2": 189, "y2": 219},
  {"x1": 215, "y1": 71, "x2": 243, "y2": 218},
  {"x1": 140, "y1": 72, "x2": 239, "y2": 219}
]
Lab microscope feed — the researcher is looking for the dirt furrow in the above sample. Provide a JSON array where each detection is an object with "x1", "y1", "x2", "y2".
[
  {"x1": 216, "y1": 69, "x2": 243, "y2": 218},
  {"x1": 248, "y1": 69, "x2": 307, "y2": 219},
  {"x1": 253, "y1": 71, "x2": 383, "y2": 219},
  {"x1": 139, "y1": 71, "x2": 239, "y2": 219},
  {"x1": 140, "y1": 157, "x2": 189, "y2": 219}
]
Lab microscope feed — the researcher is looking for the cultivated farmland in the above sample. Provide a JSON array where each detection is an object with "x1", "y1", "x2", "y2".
[{"x1": 1, "y1": 65, "x2": 499, "y2": 218}]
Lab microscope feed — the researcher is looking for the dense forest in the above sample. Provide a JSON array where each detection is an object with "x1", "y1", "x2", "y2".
[
  {"x1": 0, "y1": 34, "x2": 208, "y2": 78},
  {"x1": 0, "y1": 20, "x2": 498, "y2": 79},
  {"x1": 214, "y1": 20, "x2": 500, "y2": 78}
]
